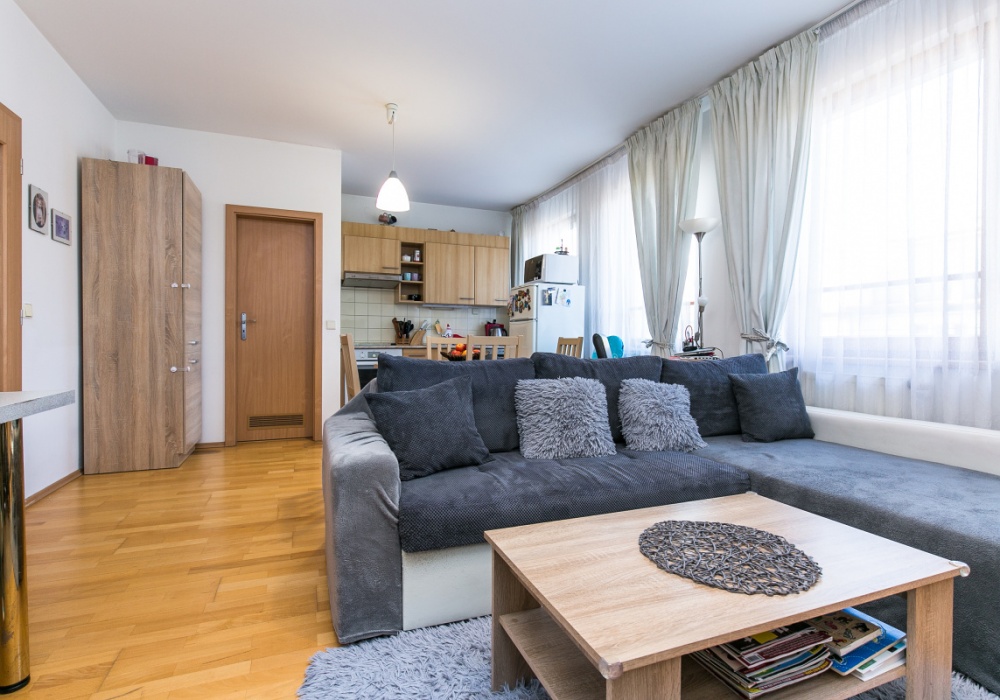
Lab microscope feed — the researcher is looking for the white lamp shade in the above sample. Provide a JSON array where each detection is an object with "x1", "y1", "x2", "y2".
[
  {"x1": 376, "y1": 171, "x2": 410, "y2": 212},
  {"x1": 679, "y1": 217, "x2": 719, "y2": 234}
]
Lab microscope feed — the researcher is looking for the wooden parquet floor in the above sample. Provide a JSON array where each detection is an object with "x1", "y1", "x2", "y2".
[{"x1": 21, "y1": 439, "x2": 336, "y2": 699}]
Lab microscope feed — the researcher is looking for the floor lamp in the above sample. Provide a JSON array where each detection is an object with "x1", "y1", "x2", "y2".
[{"x1": 679, "y1": 217, "x2": 719, "y2": 349}]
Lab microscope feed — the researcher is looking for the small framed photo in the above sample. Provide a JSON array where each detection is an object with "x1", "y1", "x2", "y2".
[
  {"x1": 50, "y1": 209, "x2": 72, "y2": 246},
  {"x1": 28, "y1": 185, "x2": 49, "y2": 233}
]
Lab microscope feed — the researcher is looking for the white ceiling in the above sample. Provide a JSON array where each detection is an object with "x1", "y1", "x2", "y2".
[{"x1": 15, "y1": 0, "x2": 848, "y2": 212}]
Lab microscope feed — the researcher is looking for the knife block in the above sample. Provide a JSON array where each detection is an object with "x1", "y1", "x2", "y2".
[{"x1": 396, "y1": 329, "x2": 426, "y2": 346}]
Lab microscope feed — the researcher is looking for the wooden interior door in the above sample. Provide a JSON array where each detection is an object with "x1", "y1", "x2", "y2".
[
  {"x1": 235, "y1": 216, "x2": 315, "y2": 441},
  {"x1": 0, "y1": 102, "x2": 21, "y2": 391}
]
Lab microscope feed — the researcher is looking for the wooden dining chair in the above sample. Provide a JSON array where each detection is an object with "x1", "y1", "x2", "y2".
[
  {"x1": 340, "y1": 334, "x2": 361, "y2": 407},
  {"x1": 466, "y1": 335, "x2": 520, "y2": 361},
  {"x1": 556, "y1": 336, "x2": 584, "y2": 358},
  {"x1": 426, "y1": 337, "x2": 465, "y2": 360}
]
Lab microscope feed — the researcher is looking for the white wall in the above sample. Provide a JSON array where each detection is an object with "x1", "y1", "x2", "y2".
[
  {"x1": 115, "y1": 122, "x2": 342, "y2": 444},
  {"x1": 343, "y1": 193, "x2": 511, "y2": 236},
  {"x1": 0, "y1": 0, "x2": 116, "y2": 497}
]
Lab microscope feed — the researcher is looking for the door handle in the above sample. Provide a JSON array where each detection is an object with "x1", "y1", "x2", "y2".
[
  {"x1": 241, "y1": 313, "x2": 256, "y2": 340},
  {"x1": 188, "y1": 340, "x2": 199, "y2": 345},
  {"x1": 170, "y1": 366, "x2": 192, "y2": 373}
]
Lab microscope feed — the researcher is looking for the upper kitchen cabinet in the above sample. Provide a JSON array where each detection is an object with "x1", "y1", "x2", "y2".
[
  {"x1": 341, "y1": 222, "x2": 510, "y2": 306},
  {"x1": 342, "y1": 234, "x2": 401, "y2": 275},
  {"x1": 425, "y1": 242, "x2": 475, "y2": 304},
  {"x1": 474, "y1": 246, "x2": 511, "y2": 306}
]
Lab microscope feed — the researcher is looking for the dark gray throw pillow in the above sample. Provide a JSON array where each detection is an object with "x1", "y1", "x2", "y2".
[
  {"x1": 729, "y1": 367, "x2": 815, "y2": 443},
  {"x1": 531, "y1": 352, "x2": 663, "y2": 443},
  {"x1": 514, "y1": 377, "x2": 617, "y2": 460},
  {"x1": 659, "y1": 354, "x2": 768, "y2": 437},
  {"x1": 367, "y1": 375, "x2": 490, "y2": 480},
  {"x1": 619, "y1": 379, "x2": 707, "y2": 452},
  {"x1": 376, "y1": 355, "x2": 535, "y2": 453}
]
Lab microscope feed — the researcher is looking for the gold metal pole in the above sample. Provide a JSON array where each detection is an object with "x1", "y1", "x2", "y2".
[{"x1": 0, "y1": 418, "x2": 29, "y2": 693}]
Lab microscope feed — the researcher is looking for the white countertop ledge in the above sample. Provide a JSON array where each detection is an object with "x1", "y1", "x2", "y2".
[{"x1": 0, "y1": 391, "x2": 76, "y2": 424}]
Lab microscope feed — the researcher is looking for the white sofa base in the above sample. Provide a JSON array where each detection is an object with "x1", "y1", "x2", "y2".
[
  {"x1": 399, "y1": 408, "x2": 1000, "y2": 632},
  {"x1": 401, "y1": 543, "x2": 492, "y2": 630}
]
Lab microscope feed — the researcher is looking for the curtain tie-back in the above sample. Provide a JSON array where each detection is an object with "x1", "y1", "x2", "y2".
[
  {"x1": 644, "y1": 339, "x2": 673, "y2": 354},
  {"x1": 740, "y1": 327, "x2": 789, "y2": 361}
]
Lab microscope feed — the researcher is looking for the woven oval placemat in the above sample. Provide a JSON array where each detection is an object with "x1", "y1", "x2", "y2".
[{"x1": 638, "y1": 520, "x2": 821, "y2": 596}]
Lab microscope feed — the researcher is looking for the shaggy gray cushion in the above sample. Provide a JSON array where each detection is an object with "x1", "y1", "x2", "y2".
[
  {"x1": 514, "y1": 377, "x2": 616, "y2": 460},
  {"x1": 619, "y1": 379, "x2": 707, "y2": 452}
]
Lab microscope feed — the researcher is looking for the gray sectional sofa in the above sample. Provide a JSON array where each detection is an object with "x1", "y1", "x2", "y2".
[{"x1": 322, "y1": 352, "x2": 1000, "y2": 695}]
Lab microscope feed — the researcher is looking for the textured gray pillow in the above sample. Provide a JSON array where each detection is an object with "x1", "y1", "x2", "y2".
[
  {"x1": 619, "y1": 379, "x2": 707, "y2": 452},
  {"x1": 729, "y1": 367, "x2": 815, "y2": 442},
  {"x1": 659, "y1": 353, "x2": 768, "y2": 436},
  {"x1": 367, "y1": 375, "x2": 490, "y2": 480},
  {"x1": 514, "y1": 377, "x2": 616, "y2": 460}
]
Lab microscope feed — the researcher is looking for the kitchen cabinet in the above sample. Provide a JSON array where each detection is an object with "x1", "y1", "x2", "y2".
[
  {"x1": 474, "y1": 246, "x2": 511, "y2": 306},
  {"x1": 425, "y1": 242, "x2": 475, "y2": 304},
  {"x1": 342, "y1": 235, "x2": 400, "y2": 275},
  {"x1": 82, "y1": 159, "x2": 202, "y2": 473},
  {"x1": 341, "y1": 222, "x2": 510, "y2": 307}
]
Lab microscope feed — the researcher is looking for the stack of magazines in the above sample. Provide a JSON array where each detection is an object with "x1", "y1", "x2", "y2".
[
  {"x1": 692, "y1": 622, "x2": 834, "y2": 697},
  {"x1": 813, "y1": 608, "x2": 907, "y2": 681}
]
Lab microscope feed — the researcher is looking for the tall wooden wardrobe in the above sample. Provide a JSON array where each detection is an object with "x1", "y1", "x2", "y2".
[{"x1": 81, "y1": 159, "x2": 202, "y2": 473}]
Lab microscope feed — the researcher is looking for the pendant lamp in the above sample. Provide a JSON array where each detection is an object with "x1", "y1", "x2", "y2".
[{"x1": 375, "y1": 103, "x2": 410, "y2": 212}]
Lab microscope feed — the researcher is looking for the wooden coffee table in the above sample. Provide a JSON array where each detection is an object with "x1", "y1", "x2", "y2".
[{"x1": 486, "y1": 492, "x2": 967, "y2": 700}]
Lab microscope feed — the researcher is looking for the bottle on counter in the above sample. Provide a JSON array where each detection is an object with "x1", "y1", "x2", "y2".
[{"x1": 444, "y1": 324, "x2": 452, "y2": 337}]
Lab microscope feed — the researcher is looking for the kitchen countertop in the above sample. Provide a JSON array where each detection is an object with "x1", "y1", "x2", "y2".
[{"x1": 0, "y1": 390, "x2": 76, "y2": 424}]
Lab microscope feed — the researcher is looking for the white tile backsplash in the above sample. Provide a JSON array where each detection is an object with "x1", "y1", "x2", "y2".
[{"x1": 342, "y1": 288, "x2": 509, "y2": 344}]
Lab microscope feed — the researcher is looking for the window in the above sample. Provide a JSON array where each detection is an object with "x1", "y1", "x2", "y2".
[{"x1": 787, "y1": 0, "x2": 999, "y2": 429}]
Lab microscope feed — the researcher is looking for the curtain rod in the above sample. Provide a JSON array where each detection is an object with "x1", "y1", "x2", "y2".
[
  {"x1": 512, "y1": 0, "x2": 869, "y2": 214},
  {"x1": 512, "y1": 144, "x2": 626, "y2": 212}
]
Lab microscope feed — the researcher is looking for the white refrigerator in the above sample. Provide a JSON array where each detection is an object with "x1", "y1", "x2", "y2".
[{"x1": 508, "y1": 283, "x2": 586, "y2": 355}]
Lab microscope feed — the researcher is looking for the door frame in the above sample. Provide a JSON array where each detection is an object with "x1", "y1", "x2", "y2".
[
  {"x1": 225, "y1": 205, "x2": 323, "y2": 446},
  {"x1": 0, "y1": 102, "x2": 22, "y2": 391}
]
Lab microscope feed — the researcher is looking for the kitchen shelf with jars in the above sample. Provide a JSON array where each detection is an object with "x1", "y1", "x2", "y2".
[{"x1": 398, "y1": 241, "x2": 424, "y2": 304}]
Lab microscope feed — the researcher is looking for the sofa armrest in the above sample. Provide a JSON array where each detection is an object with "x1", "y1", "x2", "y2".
[
  {"x1": 807, "y1": 406, "x2": 1000, "y2": 477},
  {"x1": 322, "y1": 408, "x2": 402, "y2": 643}
]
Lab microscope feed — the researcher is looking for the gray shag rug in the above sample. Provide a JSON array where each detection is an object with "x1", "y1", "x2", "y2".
[{"x1": 300, "y1": 616, "x2": 998, "y2": 699}]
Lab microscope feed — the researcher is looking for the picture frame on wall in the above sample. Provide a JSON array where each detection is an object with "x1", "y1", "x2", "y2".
[
  {"x1": 51, "y1": 209, "x2": 72, "y2": 246},
  {"x1": 28, "y1": 185, "x2": 49, "y2": 233}
]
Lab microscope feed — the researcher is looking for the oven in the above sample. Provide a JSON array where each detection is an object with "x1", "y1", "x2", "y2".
[{"x1": 354, "y1": 346, "x2": 403, "y2": 389}]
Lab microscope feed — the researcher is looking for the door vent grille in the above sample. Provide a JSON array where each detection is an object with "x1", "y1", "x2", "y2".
[{"x1": 248, "y1": 414, "x2": 304, "y2": 428}]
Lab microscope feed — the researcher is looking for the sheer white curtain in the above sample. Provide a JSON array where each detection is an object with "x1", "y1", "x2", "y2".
[
  {"x1": 510, "y1": 151, "x2": 648, "y2": 355},
  {"x1": 627, "y1": 100, "x2": 703, "y2": 357},
  {"x1": 787, "y1": 0, "x2": 1000, "y2": 429},
  {"x1": 710, "y1": 32, "x2": 818, "y2": 370}
]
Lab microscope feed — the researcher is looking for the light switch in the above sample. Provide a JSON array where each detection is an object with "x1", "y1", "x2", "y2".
[
  {"x1": 325, "y1": 320, "x2": 337, "y2": 330},
  {"x1": 22, "y1": 304, "x2": 33, "y2": 318}
]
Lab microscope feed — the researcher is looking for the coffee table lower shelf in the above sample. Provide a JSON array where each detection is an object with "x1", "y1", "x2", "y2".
[{"x1": 499, "y1": 608, "x2": 905, "y2": 700}]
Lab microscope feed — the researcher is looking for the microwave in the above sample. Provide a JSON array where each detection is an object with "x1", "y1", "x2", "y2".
[{"x1": 523, "y1": 253, "x2": 578, "y2": 284}]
